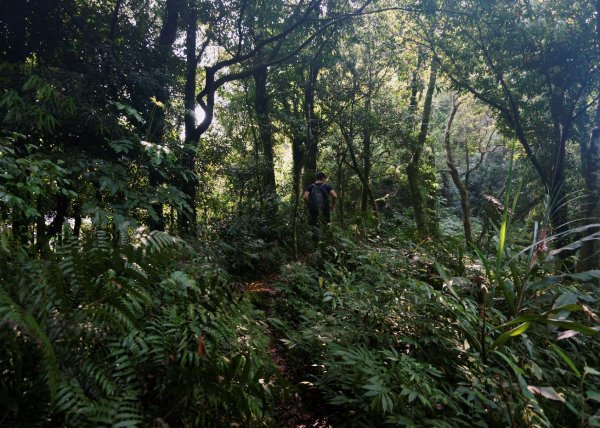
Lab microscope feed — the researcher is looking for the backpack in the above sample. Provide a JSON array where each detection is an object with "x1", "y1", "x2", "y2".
[{"x1": 309, "y1": 184, "x2": 326, "y2": 211}]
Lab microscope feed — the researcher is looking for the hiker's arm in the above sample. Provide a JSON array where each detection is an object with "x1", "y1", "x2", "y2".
[
  {"x1": 302, "y1": 190, "x2": 310, "y2": 203},
  {"x1": 329, "y1": 190, "x2": 337, "y2": 208}
]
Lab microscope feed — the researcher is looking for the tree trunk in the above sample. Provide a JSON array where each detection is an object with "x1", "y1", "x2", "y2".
[
  {"x1": 343, "y1": 129, "x2": 380, "y2": 225},
  {"x1": 443, "y1": 96, "x2": 473, "y2": 245},
  {"x1": 549, "y1": 166, "x2": 568, "y2": 247},
  {"x1": 336, "y1": 155, "x2": 346, "y2": 228},
  {"x1": 407, "y1": 50, "x2": 423, "y2": 132},
  {"x1": 577, "y1": 6, "x2": 600, "y2": 271},
  {"x1": 407, "y1": 59, "x2": 438, "y2": 238},
  {"x1": 546, "y1": 83, "x2": 571, "y2": 249},
  {"x1": 109, "y1": 0, "x2": 123, "y2": 42},
  {"x1": 254, "y1": 65, "x2": 277, "y2": 198},
  {"x1": 179, "y1": 2, "x2": 198, "y2": 235},
  {"x1": 158, "y1": 0, "x2": 182, "y2": 48},
  {"x1": 578, "y1": 99, "x2": 600, "y2": 271},
  {"x1": 302, "y1": 64, "x2": 320, "y2": 188},
  {"x1": 73, "y1": 203, "x2": 82, "y2": 237},
  {"x1": 46, "y1": 194, "x2": 69, "y2": 238},
  {"x1": 147, "y1": 0, "x2": 181, "y2": 231},
  {"x1": 291, "y1": 131, "x2": 304, "y2": 260},
  {"x1": 361, "y1": 56, "x2": 372, "y2": 213}
]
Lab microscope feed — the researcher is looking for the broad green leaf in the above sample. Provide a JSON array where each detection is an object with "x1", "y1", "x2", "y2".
[
  {"x1": 363, "y1": 384, "x2": 384, "y2": 392},
  {"x1": 491, "y1": 322, "x2": 530, "y2": 350},
  {"x1": 543, "y1": 304, "x2": 582, "y2": 316},
  {"x1": 547, "y1": 319, "x2": 600, "y2": 336},
  {"x1": 497, "y1": 219, "x2": 508, "y2": 262},
  {"x1": 549, "y1": 343, "x2": 581, "y2": 378},
  {"x1": 530, "y1": 362, "x2": 543, "y2": 380},
  {"x1": 501, "y1": 279, "x2": 515, "y2": 314},
  {"x1": 552, "y1": 292, "x2": 578, "y2": 310},
  {"x1": 497, "y1": 141, "x2": 517, "y2": 266},
  {"x1": 493, "y1": 315, "x2": 545, "y2": 330},
  {"x1": 586, "y1": 391, "x2": 600, "y2": 403},
  {"x1": 525, "y1": 275, "x2": 559, "y2": 293},
  {"x1": 471, "y1": 244, "x2": 492, "y2": 282},
  {"x1": 435, "y1": 261, "x2": 451, "y2": 282},
  {"x1": 567, "y1": 270, "x2": 600, "y2": 282}
]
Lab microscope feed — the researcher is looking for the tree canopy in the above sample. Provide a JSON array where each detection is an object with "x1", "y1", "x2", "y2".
[{"x1": 1, "y1": 0, "x2": 599, "y2": 426}]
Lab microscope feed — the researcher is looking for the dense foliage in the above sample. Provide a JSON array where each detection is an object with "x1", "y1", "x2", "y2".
[
  {"x1": 0, "y1": 227, "x2": 280, "y2": 426},
  {"x1": 271, "y1": 225, "x2": 600, "y2": 426},
  {"x1": 1, "y1": 0, "x2": 599, "y2": 426}
]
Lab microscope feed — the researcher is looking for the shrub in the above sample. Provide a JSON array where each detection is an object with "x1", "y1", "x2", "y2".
[{"x1": 0, "y1": 225, "x2": 279, "y2": 427}]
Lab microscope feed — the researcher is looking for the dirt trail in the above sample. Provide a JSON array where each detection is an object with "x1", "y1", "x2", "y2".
[{"x1": 241, "y1": 273, "x2": 333, "y2": 428}]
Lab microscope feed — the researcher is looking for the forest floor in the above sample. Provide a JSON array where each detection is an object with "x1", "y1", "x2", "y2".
[
  {"x1": 242, "y1": 273, "x2": 334, "y2": 427},
  {"x1": 236, "y1": 240, "x2": 438, "y2": 427}
]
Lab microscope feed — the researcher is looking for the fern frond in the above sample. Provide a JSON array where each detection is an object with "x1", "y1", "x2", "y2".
[
  {"x1": 116, "y1": 221, "x2": 131, "y2": 248},
  {"x1": 107, "y1": 348, "x2": 138, "y2": 381},
  {"x1": 0, "y1": 288, "x2": 57, "y2": 402},
  {"x1": 95, "y1": 302, "x2": 137, "y2": 332},
  {"x1": 95, "y1": 229, "x2": 112, "y2": 254},
  {"x1": 124, "y1": 261, "x2": 149, "y2": 282},
  {"x1": 81, "y1": 360, "x2": 118, "y2": 397},
  {"x1": 55, "y1": 379, "x2": 91, "y2": 416},
  {"x1": 139, "y1": 230, "x2": 183, "y2": 253}
]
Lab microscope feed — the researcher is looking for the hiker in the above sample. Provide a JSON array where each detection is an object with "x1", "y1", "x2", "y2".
[{"x1": 303, "y1": 172, "x2": 337, "y2": 227}]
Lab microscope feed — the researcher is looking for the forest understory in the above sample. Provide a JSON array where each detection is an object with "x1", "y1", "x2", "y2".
[
  {"x1": 2, "y1": 0, "x2": 600, "y2": 426},
  {"x1": 4, "y1": 215, "x2": 599, "y2": 427}
]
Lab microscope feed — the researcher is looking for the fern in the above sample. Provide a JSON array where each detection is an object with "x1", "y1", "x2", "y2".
[
  {"x1": 0, "y1": 288, "x2": 58, "y2": 402},
  {"x1": 81, "y1": 361, "x2": 118, "y2": 397},
  {"x1": 1, "y1": 224, "x2": 279, "y2": 426},
  {"x1": 55, "y1": 379, "x2": 91, "y2": 416}
]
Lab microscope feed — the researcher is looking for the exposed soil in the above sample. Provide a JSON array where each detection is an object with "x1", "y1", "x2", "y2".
[{"x1": 242, "y1": 274, "x2": 334, "y2": 428}]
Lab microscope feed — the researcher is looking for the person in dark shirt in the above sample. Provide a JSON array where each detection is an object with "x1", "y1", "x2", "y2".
[{"x1": 303, "y1": 172, "x2": 338, "y2": 227}]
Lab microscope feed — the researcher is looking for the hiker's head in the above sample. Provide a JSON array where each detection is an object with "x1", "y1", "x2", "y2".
[{"x1": 315, "y1": 172, "x2": 327, "y2": 182}]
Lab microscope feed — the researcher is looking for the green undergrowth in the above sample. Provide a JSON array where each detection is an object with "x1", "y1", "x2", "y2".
[
  {"x1": 268, "y1": 228, "x2": 600, "y2": 427},
  {"x1": 1, "y1": 219, "x2": 599, "y2": 427},
  {"x1": 0, "y1": 225, "x2": 281, "y2": 427}
]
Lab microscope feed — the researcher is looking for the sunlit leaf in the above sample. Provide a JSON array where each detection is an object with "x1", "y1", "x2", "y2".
[
  {"x1": 491, "y1": 322, "x2": 530, "y2": 350},
  {"x1": 549, "y1": 343, "x2": 581, "y2": 378},
  {"x1": 585, "y1": 367, "x2": 600, "y2": 377},
  {"x1": 527, "y1": 385, "x2": 565, "y2": 402}
]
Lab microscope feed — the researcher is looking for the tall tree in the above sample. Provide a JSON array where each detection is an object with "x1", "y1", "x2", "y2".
[
  {"x1": 442, "y1": 94, "x2": 501, "y2": 245},
  {"x1": 442, "y1": 95, "x2": 471, "y2": 243},
  {"x1": 179, "y1": 0, "x2": 202, "y2": 234},
  {"x1": 406, "y1": 58, "x2": 437, "y2": 237},
  {"x1": 253, "y1": 65, "x2": 277, "y2": 197},
  {"x1": 422, "y1": 0, "x2": 600, "y2": 245},
  {"x1": 577, "y1": 2, "x2": 600, "y2": 270},
  {"x1": 175, "y1": 0, "x2": 373, "y2": 223},
  {"x1": 146, "y1": 0, "x2": 183, "y2": 231}
]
